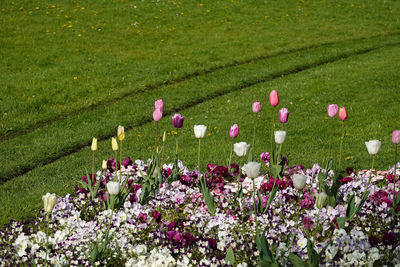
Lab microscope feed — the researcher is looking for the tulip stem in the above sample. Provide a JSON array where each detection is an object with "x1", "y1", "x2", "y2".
[
  {"x1": 338, "y1": 121, "x2": 345, "y2": 171},
  {"x1": 175, "y1": 128, "x2": 179, "y2": 156},
  {"x1": 328, "y1": 118, "x2": 333, "y2": 159},
  {"x1": 252, "y1": 113, "x2": 257, "y2": 152},
  {"x1": 198, "y1": 139, "x2": 201, "y2": 172},
  {"x1": 394, "y1": 144, "x2": 398, "y2": 203},
  {"x1": 45, "y1": 213, "x2": 49, "y2": 266},
  {"x1": 161, "y1": 136, "x2": 166, "y2": 167},
  {"x1": 92, "y1": 150, "x2": 95, "y2": 184},
  {"x1": 270, "y1": 107, "x2": 276, "y2": 152},
  {"x1": 119, "y1": 140, "x2": 122, "y2": 182},
  {"x1": 229, "y1": 139, "x2": 234, "y2": 168},
  {"x1": 155, "y1": 122, "x2": 159, "y2": 153},
  {"x1": 253, "y1": 179, "x2": 258, "y2": 234}
]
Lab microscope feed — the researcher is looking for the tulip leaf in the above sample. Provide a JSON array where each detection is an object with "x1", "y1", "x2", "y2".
[
  {"x1": 225, "y1": 246, "x2": 235, "y2": 265},
  {"x1": 346, "y1": 195, "x2": 355, "y2": 218},
  {"x1": 288, "y1": 253, "x2": 307, "y2": 267},
  {"x1": 247, "y1": 148, "x2": 253, "y2": 163},
  {"x1": 200, "y1": 175, "x2": 216, "y2": 216},
  {"x1": 257, "y1": 191, "x2": 263, "y2": 214},
  {"x1": 255, "y1": 228, "x2": 278, "y2": 266},
  {"x1": 264, "y1": 185, "x2": 278, "y2": 213},
  {"x1": 336, "y1": 216, "x2": 348, "y2": 229}
]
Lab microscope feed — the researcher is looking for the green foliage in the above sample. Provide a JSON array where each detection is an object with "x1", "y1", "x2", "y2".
[
  {"x1": 139, "y1": 152, "x2": 163, "y2": 205},
  {"x1": 225, "y1": 246, "x2": 235, "y2": 265},
  {"x1": 200, "y1": 174, "x2": 216, "y2": 216},
  {"x1": 255, "y1": 229, "x2": 279, "y2": 267}
]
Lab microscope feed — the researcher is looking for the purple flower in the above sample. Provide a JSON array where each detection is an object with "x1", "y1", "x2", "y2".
[
  {"x1": 172, "y1": 113, "x2": 185, "y2": 128},
  {"x1": 260, "y1": 152, "x2": 270, "y2": 163},
  {"x1": 138, "y1": 212, "x2": 148, "y2": 224},
  {"x1": 152, "y1": 211, "x2": 162, "y2": 223},
  {"x1": 382, "y1": 231, "x2": 397, "y2": 245},
  {"x1": 122, "y1": 156, "x2": 133, "y2": 168},
  {"x1": 327, "y1": 104, "x2": 338, "y2": 118},
  {"x1": 303, "y1": 216, "x2": 314, "y2": 230},
  {"x1": 229, "y1": 124, "x2": 239, "y2": 138}
]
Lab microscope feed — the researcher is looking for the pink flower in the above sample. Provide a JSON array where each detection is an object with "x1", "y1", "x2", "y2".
[
  {"x1": 392, "y1": 130, "x2": 400, "y2": 144},
  {"x1": 229, "y1": 124, "x2": 239, "y2": 138},
  {"x1": 252, "y1": 102, "x2": 261, "y2": 113},
  {"x1": 278, "y1": 108, "x2": 289, "y2": 123},
  {"x1": 269, "y1": 90, "x2": 279, "y2": 107},
  {"x1": 172, "y1": 113, "x2": 184, "y2": 128},
  {"x1": 338, "y1": 107, "x2": 348, "y2": 121},
  {"x1": 327, "y1": 104, "x2": 338, "y2": 117},
  {"x1": 155, "y1": 99, "x2": 164, "y2": 112},
  {"x1": 153, "y1": 108, "x2": 162, "y2": 121}
]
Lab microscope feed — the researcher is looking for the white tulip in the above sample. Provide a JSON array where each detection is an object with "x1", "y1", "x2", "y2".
[
  {"x1": 365, "y1": 140, "x2": 381, "y2": 155},
  {"x1": 316, "y1": 192, "x2": 328, "y2": 209},
  {"x1": 242, "y1": 162, "x2": 261, "y2": 179},
  {"x1": 194, "y1": 125, "x2": 207, "y2": 138},
  {"x1": 107, "y1": 181, "x2": 120, "y2": 195},
  {"x1": 292, "y1": 174, "x2": 307, "y2": 190},
  {"x1": 233, "y1": 142, "x2": 250, "y2": 157},
  {"x1": 274, "y1": 130, "x2": 286, "y2": 144},
  {"x1": 42, "y1": 193, "x2": 57, "y2": 213},
  {"x1": 117, "y1": 125, "x2": 125, "y2": 141}
]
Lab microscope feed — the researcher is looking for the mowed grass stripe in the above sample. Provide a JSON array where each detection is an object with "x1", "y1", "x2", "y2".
[
  {"x1": 1, "y1": 35, "x2": 399, "y2": 184},
  {"x1": 1, "y1": 32, "x2": 399, "y2": 143},
  {"x1": 2, "y1": 44, "x2": 400, "y2": 226}
]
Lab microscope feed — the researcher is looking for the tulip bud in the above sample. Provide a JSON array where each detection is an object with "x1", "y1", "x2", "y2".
[
  {"x1": 162, "y1": 131, "x2": 166, "y2": 142},
  {"x1": 252, "y1": 102, "x2": 262, "y2": 113},
  {"x1": 338, "y1": 107, "x2": 348, "y2": 121},
  {"x1": 392, "y1": 130, "x2": 400, "y2": 144},
  {"x1": 194, "y1": 125, "x2": 207, "y2": 139},
  {"x1": 42, "y1": 193, "x2": 57, "y2": 213},
  {"x1": 365, "y1": 140, "x2": 381, "y2": 155},
  {"x1": 327, "y1": 104, "x2": 338, "y2": 118},
  {"x1": 229, "y1": 124, "x2": 239, "y2": 138},
  {"x1": 278, "y1": 108, "x2": 289, "y2": 123},
  {"x1": 91, "y1": 138, "x2": 98, "y2": 151},
  {"x1": 111, "y1": 137, "x2": 118, "y2": 151},
  {"x1": 292, "y1": 174, "x2": 307, "y2": 190},
  {"x1": 172, "y1": 113, "x2": 185, "y2": 129},
  {"x1": 242, "y1": 162, "x2": 261, "y2": 179},
  {"x1": 102, "y1": 160, "x2": 107, "y2": 170},
  {"x1": 154, "y1": 99, "x2": 164, "y2": 112},
  {"x1": 316, "y1": 192, "x2": 328, "y2": 209},
  {"x1": 117, "y1": 125, "x2": 125, "y2": 141},
  {"x1": 274, "y1": 130, "x2": 286, "y2": 144},
  {"x1": 233, "y1": 142, "x2": 250, "y2": 157},
  {"x1": 153, "y1": 108, "x2": 162, "y2": 122},
  {"x1": 107, "y1": 181, "x2": 120, "y2": 196},
  {"x1": 269, "y1": 90, "x2": 279, "y2": 107}
]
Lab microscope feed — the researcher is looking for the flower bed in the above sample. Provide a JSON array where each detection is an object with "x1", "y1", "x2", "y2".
[{"x1": 1, "y1": 158, "x2": 400, "y2": 266}]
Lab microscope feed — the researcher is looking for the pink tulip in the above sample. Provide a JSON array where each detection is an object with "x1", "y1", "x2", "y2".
[
  {"x1": 278, "y1": 108, "x2": 289, "y2": 123},
  {"x1": 155, "y1": 99, "x2": 164, "y2": 112},
  {"x1": 269, "y1": 90, "x2": 279, "y2": 107},
  {"x1": 172, "y1": 113, "x2": 184, "y2": 128},
  {"x1": 327, "y1": 104, "x2": 338, "y2": 118},
  {"x1": 393, "y1": 130, "x2": 400, "y2": 144},
  {"x1": 338, "y1": 107, "x2": 348, "y2": 121},
  {"x1": 252, "y1": 102, "x2": 262, "y2": 113},
  {"x1": 153, "y1": 108, "x2": 162, "y2": 121},
  {"x1": 229, "y1": 124, "x2": 239, "y2": 138}
]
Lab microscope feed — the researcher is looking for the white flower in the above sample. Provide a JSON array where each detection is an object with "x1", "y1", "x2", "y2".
[
  {"x1": 365, "y1": 140, "x2": 381, "y2": 155},
  {"x1": 134, "y1": 244, "x2": 147, "y2": 255},
  {"x1": 242, "y1": 162, "x2": 261, "y2": 179},
  {"x1": 292, "y1": 174, "x2": 307, "y2": 190},
  {"x1": 297, "y1": 237, "x2": 307, "y2": 249},
  {"x1": 107, "y1": 181, "x2": 120, "y2": 195},
  {"x1": 42, "y1": 192, "x2": 57, "y2": 213},
  {"x1": 274, "y1": 130, "x2": 286, "y2": 144},
  {"x1": 194, "y1": 125, "x2": 207, "y2": 138},
  {"x1": 316, "y1": 192, "x2": 328, "y2": 209},
  {"x1": 233, "y1": 142, "x2": 250, "y2": 157}
]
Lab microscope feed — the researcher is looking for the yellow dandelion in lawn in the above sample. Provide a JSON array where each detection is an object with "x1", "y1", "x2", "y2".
[
  {"x1": 81, "y1": 7, "x2": 85, "y2": 10},
  {"x1": 77, "y1": 33, "x2": 82, "y2": 37},
  {"x1": 199, "y1": 3, "x2": 204, "y2": 7},
  {"x1": 51, "y1": 5, "x2": 56, "y2": 8},
  {"x1": 35, "y1": 7, "x2": 40, "y2": 10},
  {"x1": 161, "y1": 39, "x2": 164, "y2": 42},
  {"x1": 173, "y1": 69, "x2": 176, "y2": 72},
  {"x1": 345, "y1": 156, "x2": 353, "y2": 160},
  {"x1": 73, "y1": 76, "x2": 78, "y2": 80},
  {"x1": 206, "y1": 9, "x2": 210, "y2": 13},
  {"x1": 68, "y1": 24, "x2": 73, "y2": 28}
]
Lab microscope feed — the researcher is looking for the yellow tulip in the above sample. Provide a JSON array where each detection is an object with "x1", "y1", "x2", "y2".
[
  {"x1": 91, "y1": 137, "x2": 98, "y2": 151},
  {"x1": 117, "y1": 125, "x2": 125, "y2": 141},
  {"x1": 112, "y1": 137, "x2": 118, "y2": 151}
]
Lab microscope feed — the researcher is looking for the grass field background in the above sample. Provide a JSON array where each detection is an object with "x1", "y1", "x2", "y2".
[{"x1": 1, "y1": 0, "x2": 400, "y2": 226}]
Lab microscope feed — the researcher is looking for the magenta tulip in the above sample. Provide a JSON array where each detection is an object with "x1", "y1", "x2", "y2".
[
  {"x1": 269, "y1": 90, "x2": 279, "y2": 107},
  {"x1": 327, "y1": 104, "x2": 338, "y2": 118},
  {"x1": 278, "y1": 108, "x2": 289, "y2": 123},
  {"x1": 338, "y1": 107, "x2": 348, "y2": 121},
  {"x1": 393, "y1": 130, "x2": 400, "y2": 144},
  {"x1": 153, "y1": 108, "x2": 162, "y2": 121},
  {"x1": 172, "y1": 113, "x2": 184, "y2": 128},
  {"x1": 155, "y1": 99, "x2": 164, "y2": 112},
  {"x1": 229, "y1": 124, "x2": 239, "y2": 138},
  {"x1": 252, "y1": 102, "x2": 262, "y2": 113}
]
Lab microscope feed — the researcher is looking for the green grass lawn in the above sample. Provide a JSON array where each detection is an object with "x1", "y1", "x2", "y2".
[{"x1": 1, "y1": 0, "x2": 400, "y2": 225}]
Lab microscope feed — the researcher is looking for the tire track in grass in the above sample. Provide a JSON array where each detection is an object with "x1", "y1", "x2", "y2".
[
  {"x1": 1, "y1": 32, "x2": 399, "y2": 143},
  {"x1": 2, "y1": 41, "x2": 399, "y2": 185}
]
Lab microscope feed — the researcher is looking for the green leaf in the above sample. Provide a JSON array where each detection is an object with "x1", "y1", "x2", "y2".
[
  {"x1": 257, "y1": 191, "x2": 263, "y2": 214},
  {"x1": 90, "y1": 245, "x2": 99, "y2": 264},
  {"x1": 307, "y1": 239, "x2": 320, "y2": 266},
  {"x1": 225, "y1": 246, "x2": 235, "y2": 265},
  {"x1": 336, "y1": 216, "x2": 348, "y2": 229},
  {"x1": 247, "y1": 148, "x2": 253, "y2": 163},
  {"x1": 264, "y1": 185, "x2": 278, "y2": 213},
  {"x1": 346, "y1": 195, "x2": 355, "y2": 217},
  {"x1": 288, "y1": 252, "x2": 306, "y2": 267}
]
